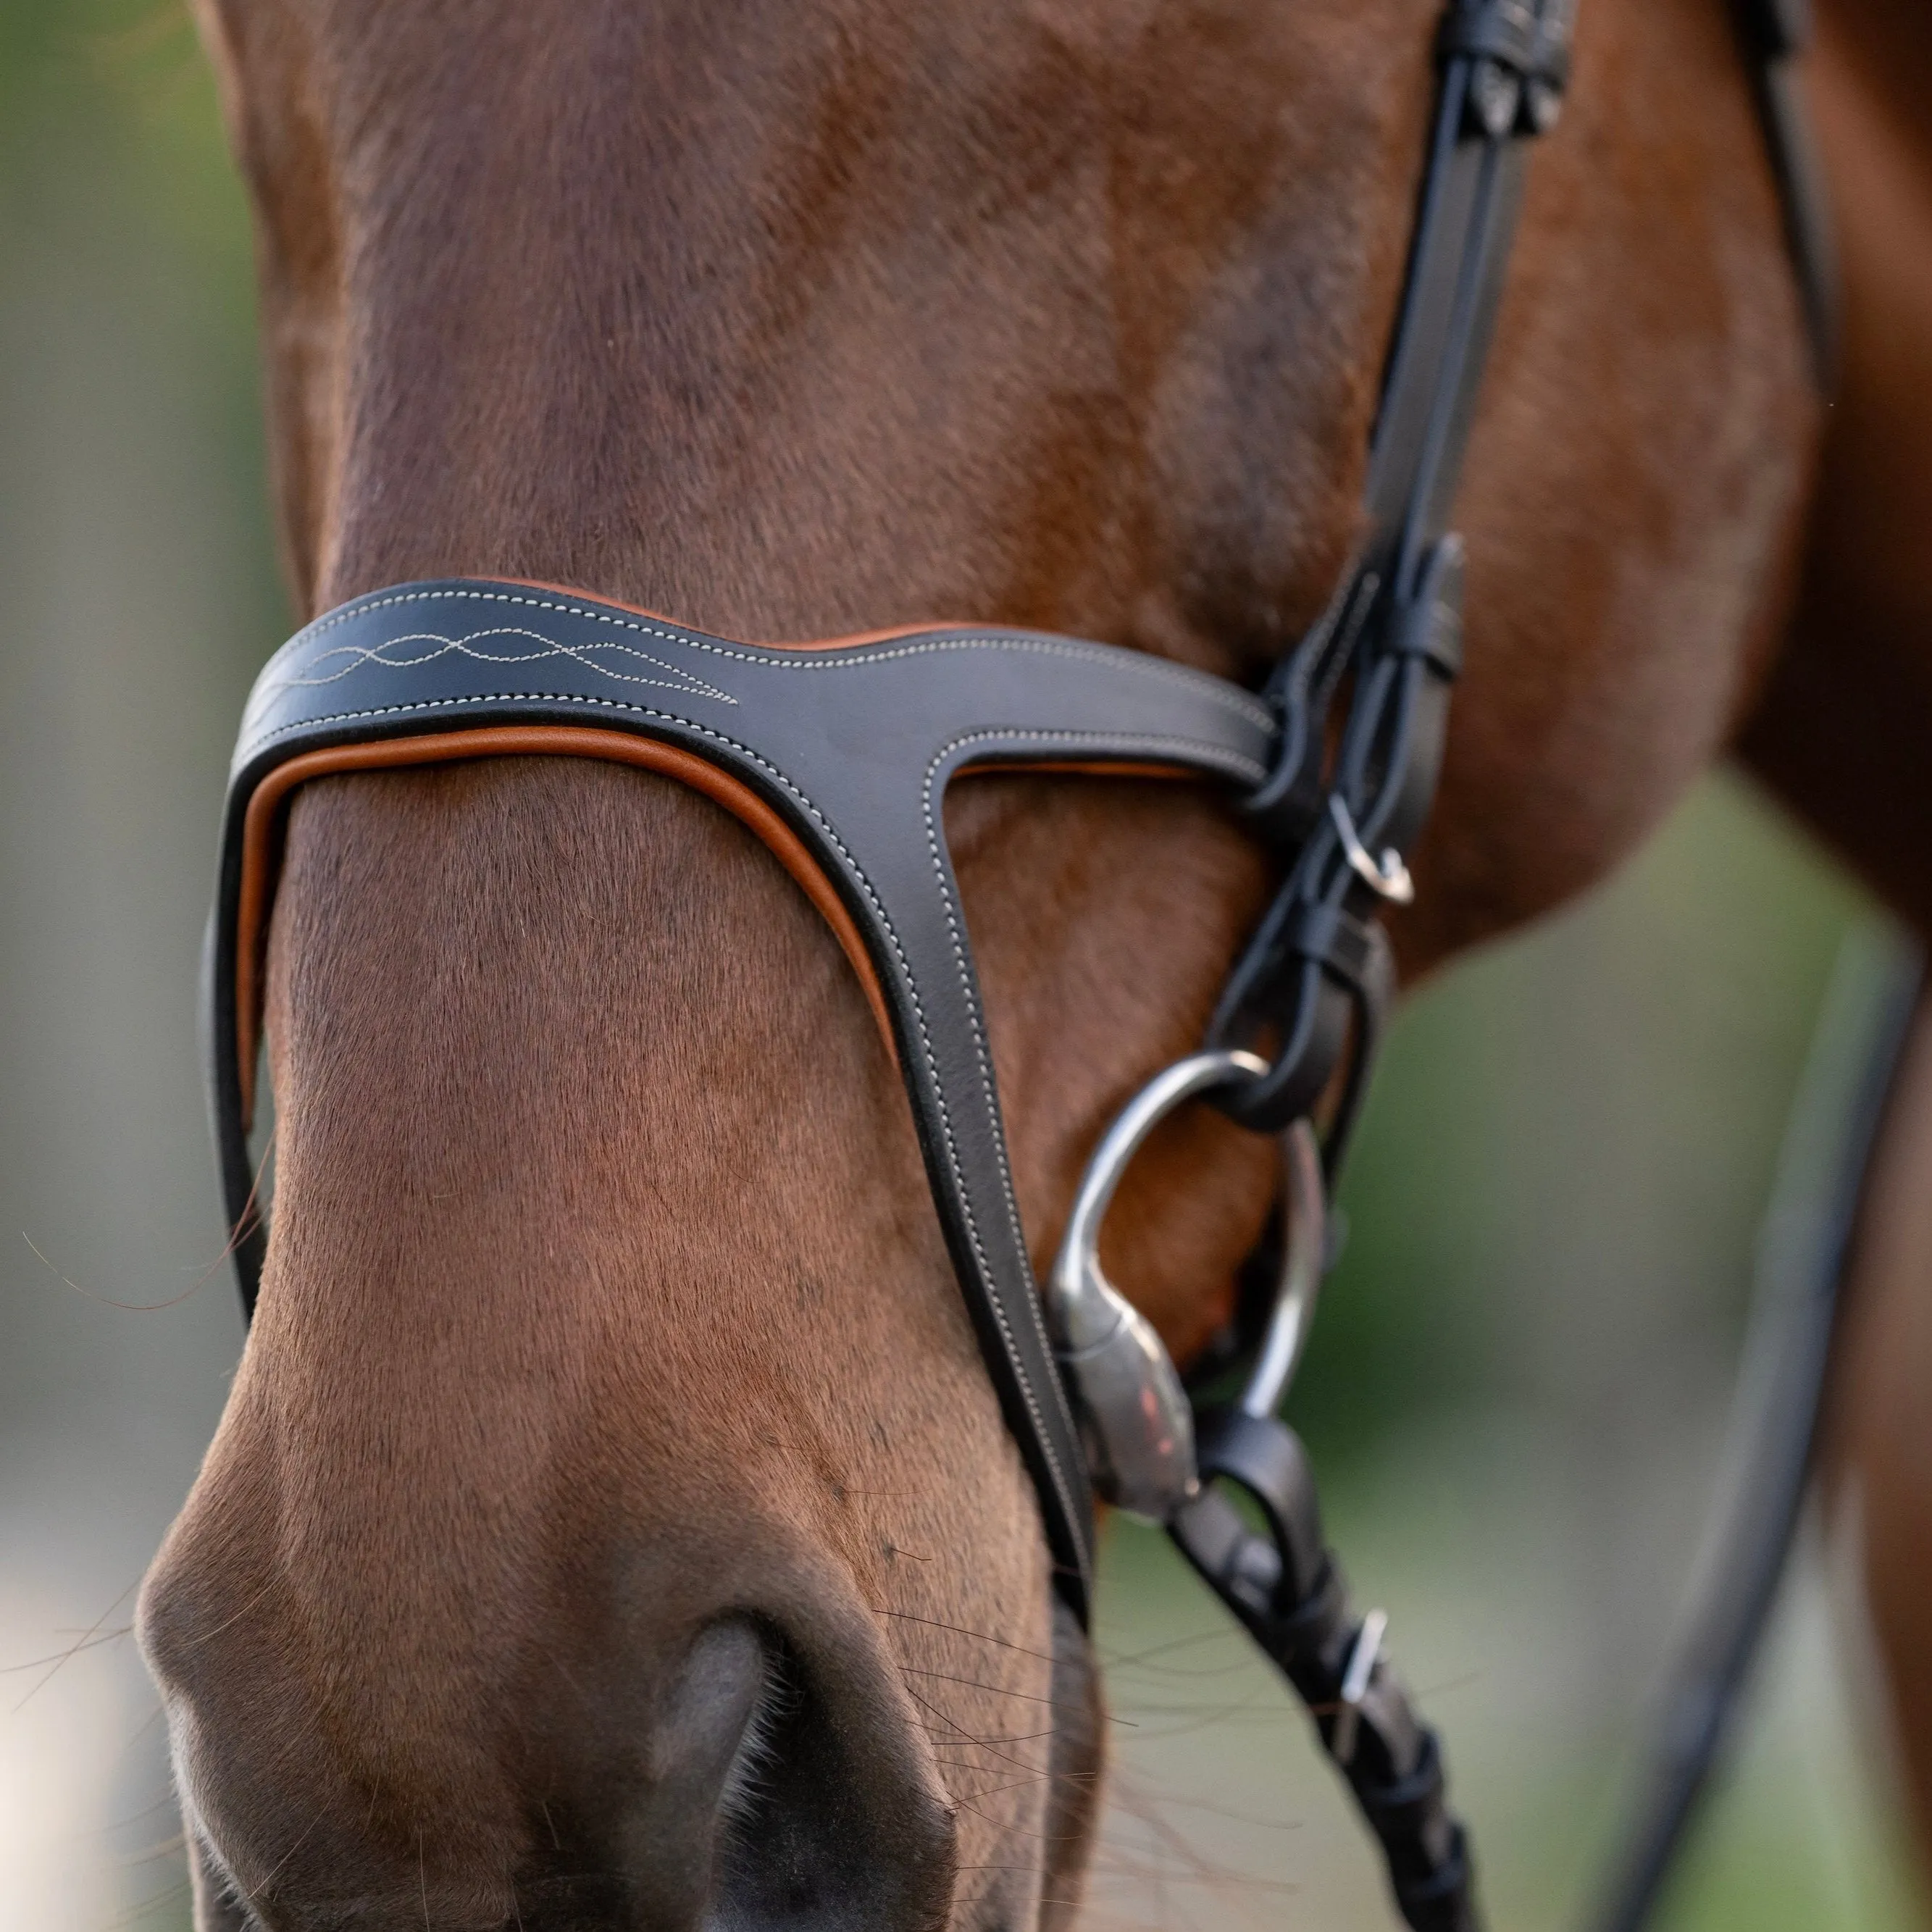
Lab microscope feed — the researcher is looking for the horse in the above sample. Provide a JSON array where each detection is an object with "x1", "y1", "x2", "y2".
[{"x1": 136, "y1": 0, "x2": 1932, "y2": 1925}]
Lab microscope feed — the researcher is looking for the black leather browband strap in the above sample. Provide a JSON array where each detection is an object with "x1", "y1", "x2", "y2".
[{"x1": 208, "y1": 577, "x2": 1279, "y2": 1619}]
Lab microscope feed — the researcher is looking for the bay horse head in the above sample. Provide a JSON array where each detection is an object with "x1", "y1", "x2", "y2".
[{"x1": 140, "y1": 0, "x2": 1818, "y2": 1926}]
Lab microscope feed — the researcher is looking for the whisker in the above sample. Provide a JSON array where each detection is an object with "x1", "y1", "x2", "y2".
[
  {"x1": 908, "y1": 1691, "x2": 1049, "y2": 1744},
  {"x1": 955, "y1": 1895, "x2": 1079, "y2": 1912},
  {"x1": 167, "y1": 1571, "x2": 284, "y2": 1656},
  {"x1": 1105, "y1": 1790, "x2": 1302, "y2": 1833},
  {"x1": 905, "y1": 1689, "x2": 1056, "y2": 1773},
  {"x1": 1100, "y1": 1654, "x2": 1259, "y2": 1684},
  {"x1": 117, "y1": 1830, "x2": 186, "y2": 1867},
  {"x1": 919, "y1": 1718, "x2": 1058, "y2": 1748},
  {"x1": 1413, "y1": 1668, "x2": 1484, "y2": 1701},
  {"x1": 898, "y1": 1664, "x2": 1132, "y2": 1722},
  {"x1": 871, "y1": 1607, "x2": 1060, "y2": 1665},
  {"x1": 21, "y1": 1231, "x2": 206, "y2": 1313},
  {"x1": 953, "y1": 1770, "x2": 1097, "y2": 1803},
  {"x1": 252, "y1": 1804, "x2": 325, "y2": 1894},
  {"x1": 2, "y1": 1626, "x2": 134, "y2": 1673},
  {"x1": 106, "y1": 1790, "x2": 185, "y2": 1831},
  {"x1": 12, "y1": 1583, "x2": 140, "y2": 1711},
  {"x1": 123, "y1": 1698, "x2": 170, "y2": 1748},
  {"x1": 1108, "y1": 1708, "x2": 1294, "y2": 1743},
  {"x1": 950, "y1": 1798, "x2": 1085, "y2": 1845},
  {"x1": 1095, "y1": 1625, "x2": 1244, "y2": 1672},
  {"x1": 97, "y1": 1875, "x2": 191, "y2": 1932}
]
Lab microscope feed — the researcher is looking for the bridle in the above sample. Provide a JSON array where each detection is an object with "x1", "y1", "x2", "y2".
[{"x1": 201, "y1": 4, "x2": 1840, "y2": 1928}]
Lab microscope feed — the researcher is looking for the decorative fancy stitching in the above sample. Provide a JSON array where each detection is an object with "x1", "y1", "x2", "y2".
[
  {"x1": 248, "y1": 626, "x2": 737, "y2": 712},
  {"x1": 251, "y1": 586, "x2": 1279, "y2": 736}
]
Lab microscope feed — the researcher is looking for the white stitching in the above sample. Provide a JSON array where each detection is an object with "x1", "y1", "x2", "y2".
[
  {"x1": 249, "y1": 626, "x2": 737, "y2": 708},
  {"x1": 254, "y1": 585, "x2": 1278, "y2": 735}
]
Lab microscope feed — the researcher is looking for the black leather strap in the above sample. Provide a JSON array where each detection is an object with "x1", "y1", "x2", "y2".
[
  {"x1": 1211, "y1": 0, "x2": 1569, "y2": 1155},
  {"x1": 1210, "y1": 0, "x2": 1833, "y2": 1151},
  {"x1": 1584, "y1": 938, "x2": 1921, "y2": 1932},
  {"x1": 207, "y1": 578, "x2": 1280, "y2": 1621},
  {"x1": 1171, "y1": 1410, "x2": 1476, "y2": 1932},
  {"x1": 1735, "y1": 0, "x2": 1837, "y2": 389},
  {"x1": 1177, "y1": 11, "x2": 1576, "y2": 1925}
]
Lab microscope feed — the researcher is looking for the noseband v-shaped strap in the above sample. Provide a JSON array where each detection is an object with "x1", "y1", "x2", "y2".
[{"x1": 208, "y1": 579, "x2": 1279, "y2": 1615}]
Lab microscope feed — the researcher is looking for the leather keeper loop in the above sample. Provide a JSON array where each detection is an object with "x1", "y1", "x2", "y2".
[
  {"x1": 1239, "y1": 701, "x2": 1324, "y2": 852},
  {"x1": 1438, "y1": 0, "x2": 1538, "y2": 72},
  {"x1": 1211, "y1": 964, "x2": 1352, "y2": 1135},
  {"x1": 1288, "y1": 900, "x2": 1379, "y2": 989},
  {"x1": 1389, "y1": 536, "x2": 1466, "y2": 679},
  {"x1": 1195, "y1": 1408, "x2": 1330, "y2": 1604},
  {"x1": 1439, "y1": 0, "x2": 1573, "y2": 88}
]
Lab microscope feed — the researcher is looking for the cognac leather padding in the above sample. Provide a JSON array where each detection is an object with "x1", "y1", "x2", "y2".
[{"x1": 231, "y1": 727, "x2": 903, "y2": 1122}]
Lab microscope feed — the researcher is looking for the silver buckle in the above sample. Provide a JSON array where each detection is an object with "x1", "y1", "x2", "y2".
[
  {"x1": 1330, "y1": 795, "x2": 1415, "y2": 905},
  {"x1": 1331, "y1": 1607, "x2": 1389, "y2": 1767}
]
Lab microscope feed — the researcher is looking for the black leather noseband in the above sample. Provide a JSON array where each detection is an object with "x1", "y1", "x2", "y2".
[{"x1": 210, "y1": 584, "x2": 1277, "y2": 1613}]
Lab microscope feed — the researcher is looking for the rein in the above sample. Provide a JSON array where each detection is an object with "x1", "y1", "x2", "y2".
[{"x1": 201, "y1": 4, "x2": 1841, "y2": 1928}]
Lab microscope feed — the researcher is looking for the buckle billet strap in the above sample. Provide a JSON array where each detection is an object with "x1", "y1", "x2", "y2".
[
  {"x1": 1209, "y1": 545, "x2": 1456, "y2": 1144},
  {"x1": 1169, "y1": 3, "x2": 1560, "y2": 1904},
  {"x1": 206, "y1": 577, "x2": 1281, "y2": 1626},
  {"x1": 1171, "y1": 1410, "x2": 1479, "y2": 1932}
]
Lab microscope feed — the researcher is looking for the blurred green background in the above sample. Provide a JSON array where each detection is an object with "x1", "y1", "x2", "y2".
[{"x1": 0, "y1": 4, "x2": 1922, "y2": 1929}]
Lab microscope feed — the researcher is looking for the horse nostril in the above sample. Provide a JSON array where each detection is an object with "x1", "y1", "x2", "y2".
[
  {"x1": 584, "y1": 1616, "x2": 953, "y2": 1932},
  {"x1": 702, "y1": 1634, "x2": 954, "y2": 1932},
  {"x1": 651, "y1": 1622, "x2": 774, "y2": 1824},
  {"x1": 149, "y1": 1489, "x2": 963, "y2": 1932},
  {"x1": 612, "y1": 1619, "x2": 769, "y2": 1920}
]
